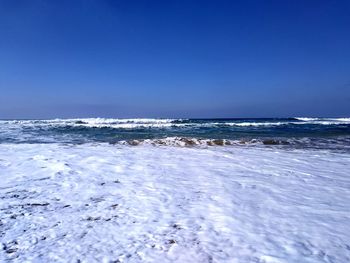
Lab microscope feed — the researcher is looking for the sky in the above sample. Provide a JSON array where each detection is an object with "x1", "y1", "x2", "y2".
[{"x1": 0, "y1": 0, "x2": 349, "y2": 118}]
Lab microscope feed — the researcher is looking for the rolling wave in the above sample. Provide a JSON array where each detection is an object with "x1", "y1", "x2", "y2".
[
  {"x1": 294, "y1": 117, "x2": 350, "y2": 123},
  {"x1": 117, "y1": 136, "x2": 350, "y2": 149},
  {"x1": 0, "y1": 118, "x2": 185, "y2": 129},
  {"x1": 1, "y1": 117, "x2": 350, "y2": 130}
]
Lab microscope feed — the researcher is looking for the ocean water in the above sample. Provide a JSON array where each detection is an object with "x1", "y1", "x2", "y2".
[
  {"x1": 1, "y1": 118, "x2": 350, "y2": 262},
  {"x1": 0, "y1": 117, "x2": 350, "y2": 151}
]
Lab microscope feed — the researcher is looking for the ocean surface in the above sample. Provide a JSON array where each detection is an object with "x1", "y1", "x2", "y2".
[
  {"x1": 1, "y1": 118, "x2": 350, "y2": 262},
  {"x1": 1, "y1": 117, "x2": 350, "y2": 151}
]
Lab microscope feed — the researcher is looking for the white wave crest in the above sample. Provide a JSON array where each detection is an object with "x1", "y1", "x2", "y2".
[
  {"x1": 294, "y1": 117, "x2": 320, "y2": 121},
  {"x1": 225, "y1": 122, "x2": 285, "y2": 127},
  {"x1": 326, "y1": 118, "x2": 350, "y2": 122},
  {"x1": 117, "y1": 137, "x2": 294, "y2": 147},
  {"x1": 295, "y1": 117, "x2": 350, "y2": 123},
  {"x1": 1, "y1": 117, "x2": 349, "y2": 130},
  {"x1": 119, "y1": 137, "x2": 235, "y2": 147},
  {"x1": 0, "y1": 118, "x2": 185, "y2": 129}
]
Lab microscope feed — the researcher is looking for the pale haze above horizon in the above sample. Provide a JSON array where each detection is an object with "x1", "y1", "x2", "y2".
[{"x1": 0, "y1": 0, "x2": 349, "y2": 119}]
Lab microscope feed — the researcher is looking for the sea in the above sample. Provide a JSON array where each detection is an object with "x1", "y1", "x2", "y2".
[
  {"x1": 1, "y1": 117, "x2": 350, "y2": 150},
  {"x1": 0, "y1": 117, "x2": 350, "y2": 262}
]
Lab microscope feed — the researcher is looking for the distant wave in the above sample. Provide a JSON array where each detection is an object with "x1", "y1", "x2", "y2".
[
  {"x1": 2, "y1": 118, "x2": 179, "y2": 124},
  {"x1": 69, "y1": 118, "x2": 188, "y2": 129},
  {"x1": 223, "y1": 122, "x2": 286, "y2": 127},
  {"x1": 0, "y1": 118, "x2": 349, "y2": 131},
  {"x1": 294, "y1": 117, "x2": 350, "y2": 122},
  {"x1": 0, "y1": 118, "x2": 187, "y2": 129},
  {"x1": 294, "y1": 117, "x2": 320, "y2": 121},
  {"x1": 222, "y1": 119, "x2": 350, "y2": 127}
]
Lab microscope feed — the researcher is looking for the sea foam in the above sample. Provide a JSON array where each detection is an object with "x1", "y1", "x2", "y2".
[{"x1": 0, "y1": 143, "x2": 350, "y2": 262}]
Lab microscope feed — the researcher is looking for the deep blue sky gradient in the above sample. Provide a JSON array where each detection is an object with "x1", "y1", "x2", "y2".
[{"x1": 0, "y1": 0, "x2": 349, "y2": 118}]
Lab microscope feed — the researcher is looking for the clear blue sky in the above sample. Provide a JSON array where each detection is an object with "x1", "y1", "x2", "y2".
[{"x1": 0, "y1": 0, "x2": 349, "y2": 118}]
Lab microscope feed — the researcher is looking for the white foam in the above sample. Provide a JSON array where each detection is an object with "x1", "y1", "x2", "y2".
[
  {"x1": 1, "y1": 143, "x2": 350, "y2": 262},
  {"x1": 228, "y1": 118, "x2": 350, "y2": 126},
  {"x1": 295, "y1": 117, "x2": 350, "y2": 124},
  {"x1": 327, "y1": 118, "x2": 350, "y2": 122},
  {"x1": 225, "y1": 122, "x2": 285, "y2": 127},
  {"x1": 294, "y1": 117, "x2": 320, "y2": 121},
  {"x1": 119, "y1": 137, "x2": 237, "y2": 146},
  {"x1": 0, "y1": 118, "x2": 188, "y2": 130}
]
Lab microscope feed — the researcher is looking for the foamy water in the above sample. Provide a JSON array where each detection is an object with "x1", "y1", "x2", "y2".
[
  {"x1": 0, "y1": 118, "x2": 350, "y2": 262},
  {"x1": 1, "y1": 143, "x2": 350, "y2": 262},
  {"x1": 0, "y1": 118, "x2": 350, "y2": 150}
]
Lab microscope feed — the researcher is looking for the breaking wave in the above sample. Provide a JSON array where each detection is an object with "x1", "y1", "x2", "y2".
[
  {"x1": 118, "y1": 137, "x2": 295, "y2": 147},
  {"x1": 224, "y1": 122, "x2": 286, "y2": 127},
  {"x1": 119, "y1": 137, "x2": 236, "y2": 146},
  {"x1": 294, "y1": 117, "x2": 350, "y2": 123},
  {"x1": 0, "y1": 118, "x2": 186, "y2": 129},
  {"x1": 115, "y1": 136, "x2": 350, "y2": 151},
  {"x1": 1, "y1": 117, "x2": 350, "y2": 130}
]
